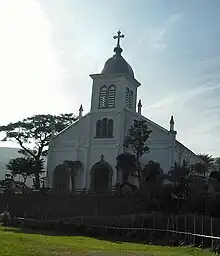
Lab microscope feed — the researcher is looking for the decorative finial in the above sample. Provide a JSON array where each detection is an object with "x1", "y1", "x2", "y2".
[
  {"x1": 138, "y1": 99, "x2": 142, "y2": 107},
  {"x1": 78, "y1": 104, "x2": 83, "y2": 118},
  {"x1": 169, "y1": 115, "x2": 175, "y2": 132},
  {"x1": 100, "y1": 154, "x2": 104, "y2": 161},
  {"x1": 138, "y1": 99, "x2": 142, "y2": 115},
  {"x1": 113, "y1": 30, "x2": 125, "y2": 55},
  {"x1": 170, "y1": 115, "x2": 174, "y2": 124}
]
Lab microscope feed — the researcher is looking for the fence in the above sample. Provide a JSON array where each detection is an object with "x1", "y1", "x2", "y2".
[
  {"x1": 58, "y1": 213, "x2": 220, "y2": 247},
  {"x1": 16, "y1": 214, "x2": 220, "y2": 248}
]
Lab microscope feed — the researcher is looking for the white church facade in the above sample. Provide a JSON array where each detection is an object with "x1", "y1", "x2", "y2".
[{"x1": 46, "y1": 31, "x2": 200, "y2": 193}]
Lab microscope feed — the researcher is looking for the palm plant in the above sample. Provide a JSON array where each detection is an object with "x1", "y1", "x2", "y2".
[
  {"x1": 142, "y1": 160, "x2": 163, "y2": 184},
  {"x1": 197, "y1": 153, "x2": 215, "y2": 172},
  {"x1": 116, "y1": 153, "x2": 137, "y2": 190},
  {"x1": 64, "y1": 160, "x2": 83, "y2": 194}
]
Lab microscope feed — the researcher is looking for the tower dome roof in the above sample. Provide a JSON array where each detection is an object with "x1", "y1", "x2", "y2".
[{"x1": 101, "y1": 31, "x2": 134, "y2": 78}]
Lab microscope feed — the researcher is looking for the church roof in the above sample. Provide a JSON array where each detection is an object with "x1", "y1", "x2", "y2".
[{"x1": 101, "y1": 30, "x2": 134, "y2": 78}]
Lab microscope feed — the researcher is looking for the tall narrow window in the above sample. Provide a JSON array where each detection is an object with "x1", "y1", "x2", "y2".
[
  {"x1": 107, "y1": 119, "x2": 114, "y2": 137},
  {"x1": 125, "y1": 87, "x2": 133, "y2": 109},
  {"x1": 125, "y1": 87, "x2": 130, "y2": 108},
  {"x1": 108, "y1": 85, "x2": 116, "y2": 108},
  {"x1": 96, "y1": 120, "x2": 102, "y2": 138},
  {"x1": 95, "y1": 118, "x2": 114, "y2": 138},
  {"x1": 129, "y1": 90, "x2": 133, "y2": 109},
  {"x1": 99, "y1": 86, "x2": 107, "y2": 108},
  {"x1": 102, "y1": 118, "x2": 108, "y2": 137}
]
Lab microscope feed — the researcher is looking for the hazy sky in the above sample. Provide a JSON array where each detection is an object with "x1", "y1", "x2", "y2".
[{"x1": 0, "y1": 0, "x2": 220, "y2": 156}]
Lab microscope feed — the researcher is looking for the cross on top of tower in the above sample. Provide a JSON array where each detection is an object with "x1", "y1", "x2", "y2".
[{"x1": 113, "y1": 30, "x2": 125, "y2": 47}]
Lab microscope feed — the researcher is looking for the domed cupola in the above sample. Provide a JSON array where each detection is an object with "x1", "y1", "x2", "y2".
[{"x1": 101, "y1": 31, "x2": 134, "y2": 78}]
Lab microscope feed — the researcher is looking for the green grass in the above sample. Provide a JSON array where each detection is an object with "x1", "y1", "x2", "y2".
[{"x1": 0, "y1": 226, "x2": 214, "y2": 256}]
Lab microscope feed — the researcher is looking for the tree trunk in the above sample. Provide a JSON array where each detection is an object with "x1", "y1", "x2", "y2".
[
  {"x1": 34, "y1": 172, "x2": 40, "y2": 190},
  {"x1": 121, "y1": 170, "x2": 129, "y2": 185},
  {"x1": 71, "y1": 174, "x2": 75, "y2": 195},
  {"x1": 23, "y1": 176, "x2": 27, "y2": 185},
  {"x1": 34, "y1": 158, "x2": 41, "y2": 190}
]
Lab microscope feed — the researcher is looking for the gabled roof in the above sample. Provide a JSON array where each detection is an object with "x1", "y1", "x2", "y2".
[
  {"x1": 53, "y1": 113, "x2": 89, "y2": 139},
  {"x1": 175, "y1": 140, "x2": 199, "y2": 158},
  {"x1": 127, "y1": 109, "x2": 169, "y2": 134}
]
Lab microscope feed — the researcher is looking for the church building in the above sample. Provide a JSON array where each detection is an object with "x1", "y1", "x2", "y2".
[{"x1": 46, "y1": 31, "x2": 200, "y2": 193}]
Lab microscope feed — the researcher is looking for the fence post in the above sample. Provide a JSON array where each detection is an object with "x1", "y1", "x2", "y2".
[
  {"x1": 201, "y1": 217, "x2": 204, "y2": 245},
  {"x1": 193, "y1": 216, "x2": 196, "y2": 245},
  {"x1": 176, "y1": 216, "x2": 178, "y2": 233},
  {"x1": 153, "y1": 215, "x2": 156, "y2": 230},
  {"x1": 95, "y1": 205, "x2": 98, "y2": 216},
  {"x1": 211, "y1": 217, "x2": 214, "y2": 248},
  {"x1": 166, "y1": 217, "x2": 169, "y2": 238},
  {"x1": 141, "y1": 215, "x2": 144, "y2": 235},
  {"x1": 172, "y1": 214, "x2": 174, "y2": 231},
  {"x1": 184, "y1": 215, "x2": 188, "y2": 243},
  {"x1": 117, "y1": 216, "x2": 120, "y2": 232}
]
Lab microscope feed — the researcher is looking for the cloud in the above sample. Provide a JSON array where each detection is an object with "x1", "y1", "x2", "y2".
[
  {"x1": 0, "y1": 0, "x2": 68, "y2": 147},
  {"x1": 139, "y1": 13, "x2": 183, "y2": 51},
  {"x1": 143, "y1": 76, "x2": 220, "y2": 157},
  {"x1": 0, "y1": 0, "x2": 67, "y2": 124}
]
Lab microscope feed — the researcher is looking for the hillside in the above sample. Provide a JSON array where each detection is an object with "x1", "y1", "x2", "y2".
[
  {"x1": 0, "y1": 147, "x2": 20, "y2": 179},
  {"x1": 0, "y1": 147, "x2": 34, "y2": 187}
]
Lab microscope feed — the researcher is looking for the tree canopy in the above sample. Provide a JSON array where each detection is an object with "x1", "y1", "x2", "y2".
[
  {"x1": 123, "y1": 119, "x2": 152, "y2": 188},
  {"x1": 0, "y1": 113, "x2": 77, "y2": 189},
  {"x1": 6, "y1": 157, "x2": 44, "y2": 185},
  {"x1": 0, "y1": 114, "x2": 77, "y2": 158},
  {"x1": 197, "y1": 153, "x2": 215, "y2": 172},
  {"x1": 124, "y1": 119, "x2": 152, "y2": 159}
]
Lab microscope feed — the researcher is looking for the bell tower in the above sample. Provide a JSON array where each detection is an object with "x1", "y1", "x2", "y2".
[{"x1": 90, "y1": 30, "x2": 141, "y2": 113}]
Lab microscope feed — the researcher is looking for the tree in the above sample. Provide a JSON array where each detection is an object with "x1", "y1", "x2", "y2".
[
  {"x1": 210, "y1": 171, "x2": 220, "y2": 183},
  {"x1": 169, "y1": 161, "x2": 191, "y2": 195},
  {"x1": 116, "y1": 153, "x2": 137, "y2": 189},
  {"x1": 0, "y1": 113, "x2": 77, "y2": 189},
  {"x1": 143, "y1": 160, "x2": 163, "y2": 184},
  {"x1": 190, "y1": 162, "x2": 207, "y2": 176},
  {"x1": 6, "y1": 157, "x2": 33, "y2": 184},
  {"x1": 6, "y1": 157, "x2": 44, "y2": 187},
  {"x1": 124, "y1": 119, "x2": 152, "y2": 188},
  {"x1": 215, "y1": 157, "x2": 220, "y2": 172},
  {"x1": 197, "y1": 153, "x2": 215, "y2": 172}
]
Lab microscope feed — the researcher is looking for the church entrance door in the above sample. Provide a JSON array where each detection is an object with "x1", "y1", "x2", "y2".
[
  {"x1": 52, "y1": 164, "x2": 70, "y2": 194},
  {"x1": 90, "y1": 162, "x2": 112, "y2": 194}
]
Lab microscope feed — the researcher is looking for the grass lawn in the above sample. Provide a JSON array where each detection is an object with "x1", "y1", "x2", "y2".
[{"x1": 0, "y1": 226, "x2": 214, "y2": 256}]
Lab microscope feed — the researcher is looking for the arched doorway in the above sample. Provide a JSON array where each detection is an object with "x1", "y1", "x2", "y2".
[
  {"x1": 52, "y1": 164, "x2": 70, "y2": 194},
  {"x1": 90, "y1": 157, "x2": 113, "y2": 193}
]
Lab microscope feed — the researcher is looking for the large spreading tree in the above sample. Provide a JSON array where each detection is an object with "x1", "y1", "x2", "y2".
[
  {"x1": 197, "y1": 153, "x2": 215, "y2": 172},
  {"x1": 0, "y1": 113, "x2": 77, "y2": 189},
  {"x1": 123, "y1": 119, "x2": 152, "y2": 188}
]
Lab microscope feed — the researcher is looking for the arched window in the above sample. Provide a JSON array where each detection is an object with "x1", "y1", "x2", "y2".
[
  {"x1": 129, "y1": 90, "x2": 133, "y2": 109},
  {"x1": 125, "y1": 87, "x2": 130, "y2": 108},
  {"x1": 107, "y1": 119, "x2": 114, "y2": 137},
  {"x1": 108, "y1": 85, "x2": 116, "y2": 108},
  {"x1": 102, "y1": 118, "x2": 108, "y2": 137},
  {"x1": 95, "y1": 118, "x2": 114, "y2": 138},
  {"x1": 96, "y1": 120, "x2": 102, "y2": 138},
  {"x1": 99, "y1": 86, "x2": 107, "y2": 108},
  {"x1": 125, "y1": 87, "x2": 133, "y2": 109}
]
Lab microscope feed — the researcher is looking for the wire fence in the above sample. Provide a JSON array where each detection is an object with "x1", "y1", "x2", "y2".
[{"x1": 16, "y1": 213, "x2": 220, "y2": 248}]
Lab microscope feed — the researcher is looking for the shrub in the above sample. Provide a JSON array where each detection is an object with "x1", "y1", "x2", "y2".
[{"x1": 0, "y1": 211, "x2": 12, "y2": 226}]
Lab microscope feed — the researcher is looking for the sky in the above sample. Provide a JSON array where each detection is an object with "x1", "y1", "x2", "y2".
[{"x1": 0, "y1": 0, "x2": 220, "y2": 156}]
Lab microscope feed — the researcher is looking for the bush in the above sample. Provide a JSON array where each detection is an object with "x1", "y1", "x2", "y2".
[{"x1": 0, "y1": 211, "x2": 12, "y2": 226}]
